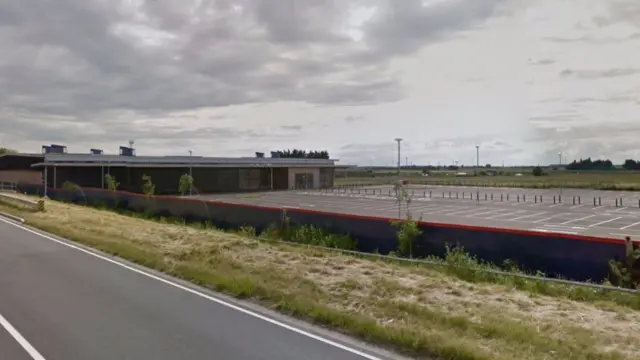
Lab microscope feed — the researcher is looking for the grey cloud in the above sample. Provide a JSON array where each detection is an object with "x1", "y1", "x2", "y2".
[
  {"x1": 559, "y1": 68, "x2": 640, "y2": 79},
  {"x1": 0, "y1": 0, "x2": 508, "y2": 147},
  {"x1": 344, "y1": 115, "x2": 365, "y2": 122},
  {"x1": 529, "y1": 58, "x2": 555, "y2": 66}
]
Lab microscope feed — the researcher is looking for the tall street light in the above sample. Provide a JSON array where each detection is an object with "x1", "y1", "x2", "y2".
[
  {"x1": 188, "y1": 150, "x2": 193, "y2": 196},
  {"x1": 558, "y1": 152, "x2": 562, "y2": 165},
  {"x1": 476, "y1": 145, "x2": 480, "y2": 203},
  {"x1": 395, "y1": 138, "x2": 402, "y2": 177}
]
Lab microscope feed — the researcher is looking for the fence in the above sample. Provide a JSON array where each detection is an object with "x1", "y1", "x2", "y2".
[
  {"x1": 0, "y1": 180, "x2": 17, "y2": 192},
  {"x1": 16, "y1": 184, "x2": 631, "y2": 282}
]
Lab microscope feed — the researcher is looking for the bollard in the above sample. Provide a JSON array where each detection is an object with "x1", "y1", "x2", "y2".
[
  {"x1": 491, "y1": 193, "x2": 494, "y2": 200},
  {"x1": 485, "y1": 193, "x2": 488, "y2": 201},
  {"x1": 578, "y1": 196, "x2": 581, "y2": 204},
  {"x1": 500, "y1": 194, "x2": 503, "y2": 201},
  {"x1": 442, "y1": 192, "x2": 445, "y2": 198},
  {"x1": 449, "y1": 191, "x2": 451, "y2": 198},
  {"x1": 523, "y1": 194, "x2": 526, "y2": 202},
  {"x1": 535, "y1": 195, "x2": 537, "y2": 203},
  {"x1": 616, "y1": 198, "x2": 619, "y2": 207},
  {"x1": 621, "y1": 198, "x2": 623, "y2": 207},
  {"x1": 507, "y1": 194, "x2": 510, "y2": 201},
  {"x1": 389, "y1": 189, "x2": 391, "y2": 196},
  {"x1": 594, "y1": 197, "x2": 596, "y2": 206},
  {"x1": 456, "y1": 192, "x2": 459, "y2": 199},
  {"x1": 462, "y1": 192, "x2": 465, "y2": 199},
  {"x1": 540, "y1": 195, "x2": 542, "y2": 203},
  {"x1": 558, "y1": 195, "x2": 561, "y2": 203},
  {"x1": 517, "y1": 195, "x2": 520, "y2": 202},
  {"x1": 553, "y1": 196, "x2": 556, "y2": 204},
  {"x1": 430, "y1": 190, "x2": 432, "y2": 198},
  {"x1": 572, "y1": 196, "x2": 575, "y2": 205},
  {"x1": 599, "y1": 197, "x2": 601, "y2": 206}
]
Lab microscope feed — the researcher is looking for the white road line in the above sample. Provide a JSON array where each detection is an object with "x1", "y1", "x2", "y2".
[
  {"x1": 0, "y1": 313, "x2": 46, "y2": 360},
  {"x1": 0, "y1": 218, "x2": 383, "y2": 360},
  {"x1": 612, "y1": 207, "x2": 628, "y2": 212},
  {"x1": 589, "y1": 217, "x2": 621, "y2": 227},
  {"x1": 511, "y1": 212, "x2": 547, "y2": 221},
  {"x1": 561, "y1": 214, "x2": 595, "y2": 225},
  {"x1": 620, "y1": 220, "x2": 640, "y2": 230}
]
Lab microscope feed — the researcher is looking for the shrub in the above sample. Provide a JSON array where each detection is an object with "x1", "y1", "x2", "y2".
[
  {"x1": 608, "y1": 236, "x2": 640, "y2": 289},
  {"x1": 141, "y1": 174, "x2": 155, "y2": 196},
  {"x1": 178, "y1": 173, "x2": 194, "y2": 195},
  {"x1": 104, "y1": 174, "x2": 119, "y2": 191}
]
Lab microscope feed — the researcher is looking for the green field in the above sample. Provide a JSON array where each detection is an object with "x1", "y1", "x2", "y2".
[{"x1": 335, "y1": 170, "x2": 640, "y2": 191}]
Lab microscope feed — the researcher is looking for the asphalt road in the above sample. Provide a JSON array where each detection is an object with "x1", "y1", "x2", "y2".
[{"x1": 0, "y1": 218, "x2": 403, "y2": 360}]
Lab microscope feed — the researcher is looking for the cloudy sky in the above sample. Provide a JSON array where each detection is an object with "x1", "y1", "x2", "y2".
[{"x1": 1, "y1": 0, "x2": 639, "y2": 166}]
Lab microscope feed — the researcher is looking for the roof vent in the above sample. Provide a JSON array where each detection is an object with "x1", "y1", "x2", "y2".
[
  {"x1": 90, "y1": 148, "x2": 103, "y2": 155},
  {"x1": 119, "y1": 146, "x2": 135, "y2": 156},
  {"x1": 255, "y1": 152, "x2": 264, "y2": 158},
  {"x1": 42, "y1": 144, "x2": 67, "y2": 154}
]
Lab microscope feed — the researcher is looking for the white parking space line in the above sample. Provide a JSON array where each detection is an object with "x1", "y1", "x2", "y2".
[
  {"x1": 533, "y1": 214, "x2": 565, "y2": 223},
  {"x1": 589, "y1": 217, "x2": 622, "y2": 227},
  {"x1": 442, "y1": 208, "x2": 486, "y2": 216},
  {"x1": 569, "y1": 204, "x2": 585, "y2": 209},
  {"x1": 561, "y1": 214, "x2": 595, "y2": 225},
  {"x1": 486, "y1": 210, "x2": 527, "y2": 219},
  {"x1": 511, "y1": 212, "x2": 547, "y2": 220},
  {"x1": 620, "y1": 220, "x2": 640, "y2": 230},
  {"x1": 467, "y1": 208, "x2": 512, "y2": 217}
]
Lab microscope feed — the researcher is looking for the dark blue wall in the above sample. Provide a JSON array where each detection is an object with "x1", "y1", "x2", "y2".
[{"x1": 17, "y1": 184, "x2": 626, "y2": 282}]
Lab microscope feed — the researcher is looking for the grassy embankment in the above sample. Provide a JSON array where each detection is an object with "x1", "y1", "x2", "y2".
[
  {"x1": 1, "y1": 196, "x2": 640, "y2": 360},
  {"x1": 336, "y1": 171, "x2": 640, "y2": 190}
]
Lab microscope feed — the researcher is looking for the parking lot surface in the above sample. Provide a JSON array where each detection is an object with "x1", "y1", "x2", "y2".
[{"x1": 192, "y1": 186, "x2": 640, "y2": 239}]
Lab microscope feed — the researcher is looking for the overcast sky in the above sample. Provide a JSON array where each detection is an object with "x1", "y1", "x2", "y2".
[{"x1": 1, "y1": 0, "x2": 639, "y2": 166}]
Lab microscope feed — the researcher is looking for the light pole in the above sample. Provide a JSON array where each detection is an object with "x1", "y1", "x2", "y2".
[
  {"x1": 394, "y1": 138, "x2": 402, "y2": 177},
  {"x1": 188, "y1": 150, "x2": 193, "y2": 196},
  {"x1": 558, "y1": 152, "x2": 562, "y2": 165},
  {"x1": 476, "y1": 145, "x2": 480, "y2": 203}
]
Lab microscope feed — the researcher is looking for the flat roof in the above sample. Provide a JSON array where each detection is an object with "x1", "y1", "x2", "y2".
[{"x1": 29, "y1": 153, "x2": 338, "y2": 168}]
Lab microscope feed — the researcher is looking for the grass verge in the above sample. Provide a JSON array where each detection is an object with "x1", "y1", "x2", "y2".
[{"x1": 1, "y1": 198, "x2": 640, "y2": 360}]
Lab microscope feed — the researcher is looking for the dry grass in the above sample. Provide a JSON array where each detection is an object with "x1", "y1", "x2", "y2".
[{"x1": 1, "y1": 197, "x2": 639, "y2": 360}]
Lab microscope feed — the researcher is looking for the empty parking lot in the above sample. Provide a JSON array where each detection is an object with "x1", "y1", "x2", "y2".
[{"x1": 192, "y1": 186, "x2": 640, "y2": 239}]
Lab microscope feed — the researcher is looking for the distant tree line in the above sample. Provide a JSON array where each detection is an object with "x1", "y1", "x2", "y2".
[
  {"x1": 565, "y1": 158, "x2": 614, "y2": 170},
  {"x1": 0, "y1": 147, "x2": 17, "y2": 155},
  {"x1": 268, "y1": 149, "x2": 330, "y2": 159},
  {"x1": 622, "y1": 159, "x2": 640, "y2": 170}
]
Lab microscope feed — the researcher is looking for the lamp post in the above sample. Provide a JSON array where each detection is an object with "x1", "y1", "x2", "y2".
[
  {"x1": 394, "y1": 138, "x2": 402, "y2": 177},
  {"x1": 476, "y1": 145, "x2": 480, "y2": 203},
  {"x1": 188, "y1": 150, "x2": 193, "y2": 196}
]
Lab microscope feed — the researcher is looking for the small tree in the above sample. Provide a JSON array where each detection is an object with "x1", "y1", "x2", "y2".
[
  {"x1": 532, "y1": 166, "x2": 543, "y2": 176},
  {"x1": 390, "y1": 214, "x2": 422, "y2": 258},
  {"x1": 141, "y1": 174, "x2": 155, "y2": 196},
  {"x1": 104, "y1": 173, "x2": 119, "y2": 191},
  {"x1": 608, "y1": 236, "x2": 640, "y2": 289},
  {"x1": 393, "y1": 181, "x2": 412, "y2": 219},
  {"x1": 178, "y1": 173, "x2": 194, "y2": 195}
]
